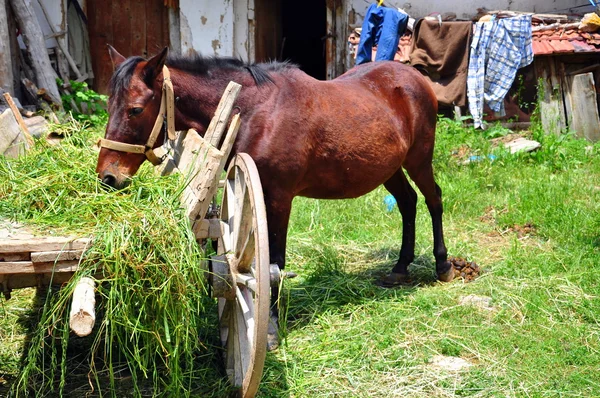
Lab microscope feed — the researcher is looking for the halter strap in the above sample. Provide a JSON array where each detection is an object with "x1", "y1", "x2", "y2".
[{"x1": 98, "y1": 65, "x2": 176, "y2": 166}]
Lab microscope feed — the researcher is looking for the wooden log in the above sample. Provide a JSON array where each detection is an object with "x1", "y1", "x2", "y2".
[
  {"x1": 69, "y1": 277, "x2": 96, "y2": 336},
  {"x1": 3, "y1": 92, "x2": 33, "y2": 145},
  {"x1": 0, "y1": 0, "x2": 14, "y2": 95},
  {"x1": 9, "y1": 0, "x2": 62, "y2": 107}
]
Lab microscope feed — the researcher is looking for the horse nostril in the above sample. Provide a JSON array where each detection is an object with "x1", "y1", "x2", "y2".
[{"x1": 101, "y1": 173, "x2": 117, "y2": 188}]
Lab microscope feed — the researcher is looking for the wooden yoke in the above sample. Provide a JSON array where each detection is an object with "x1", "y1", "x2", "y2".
[{"x1": 156, "y1": 81, "x2": 242, "y2": 239}]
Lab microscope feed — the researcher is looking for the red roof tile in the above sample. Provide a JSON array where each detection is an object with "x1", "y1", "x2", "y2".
[{"x1": 532, "y1": 27, "x2": 600, "y2": 55}]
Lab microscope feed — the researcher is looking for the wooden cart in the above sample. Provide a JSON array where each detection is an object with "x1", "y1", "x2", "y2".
[
  {"x1": 158, "y1": 81, "x2": 273, "y2": 397},
  {"x1": 0, "y1": 81, "x2": 276, "y2": 398}
]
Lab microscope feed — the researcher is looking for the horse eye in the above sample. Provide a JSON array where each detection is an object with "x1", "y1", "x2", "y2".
[{"x1": 128, "y1": 107, "x2": 144, "y2": 117}]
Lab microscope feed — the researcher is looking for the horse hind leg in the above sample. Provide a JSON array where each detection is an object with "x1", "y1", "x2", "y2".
[
  {"x1": 404, "y1": 162, "x2": 455, "y2": 282},
  {"x1": 379, "y1": 169, "x2": 418, "y2": 286},
  {"x1": 263, "y1": 189, "x2": 294, "y2": 351}
]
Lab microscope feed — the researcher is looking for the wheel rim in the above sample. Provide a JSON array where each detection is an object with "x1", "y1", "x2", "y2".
[{"x1": 218, "y1": 153, "x2": 269, "y2": 398}]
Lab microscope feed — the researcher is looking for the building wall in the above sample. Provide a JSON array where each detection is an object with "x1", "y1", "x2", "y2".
[{"x1": 179, "y1": 0, "x2": 252, "y2": 59}]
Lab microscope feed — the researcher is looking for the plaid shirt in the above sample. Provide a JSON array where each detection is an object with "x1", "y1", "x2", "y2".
[{"x1": 467, "y1": 15, "x2": 533, "y2": 128}]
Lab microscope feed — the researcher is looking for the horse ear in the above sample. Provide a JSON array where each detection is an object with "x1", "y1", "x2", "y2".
[
  {"x1": 142, "y1": 47, "x2": 169, "y2": 87},
  {"x1": 107, "y1": 45, "x2": 126, "y2": 69}
]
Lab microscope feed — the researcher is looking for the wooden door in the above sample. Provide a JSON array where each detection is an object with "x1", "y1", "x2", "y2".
[
  {"x1": 87, "y1": 0, "x2": 170, "y2": 94},
  {"x1": 253, "y1": 0, "x2": 281, "y2": 63}
]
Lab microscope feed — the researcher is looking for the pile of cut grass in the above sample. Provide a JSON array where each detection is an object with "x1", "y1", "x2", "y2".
[{"x1": 0, "y1": 125, "x2": 232, "y2": 396}]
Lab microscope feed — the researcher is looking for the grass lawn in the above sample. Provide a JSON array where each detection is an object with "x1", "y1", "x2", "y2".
[{"x1": 1, "y1": 118, "x2": 599, "y2": 397}]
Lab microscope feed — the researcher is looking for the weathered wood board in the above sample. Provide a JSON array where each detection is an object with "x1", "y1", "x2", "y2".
[
  {"x1": 534, "y1": 57, "x2": 566, "y2": 136},
  {"x1": 0, "y1": 221, "x2": 91, "y2": 292},
  {"x1": 565, "y1": 72, "x2": 600, "y2": 142}
]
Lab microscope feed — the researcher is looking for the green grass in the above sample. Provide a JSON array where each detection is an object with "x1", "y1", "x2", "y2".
[{"x1": 1, "y1": 118, "x2": 600, "y2": 397}]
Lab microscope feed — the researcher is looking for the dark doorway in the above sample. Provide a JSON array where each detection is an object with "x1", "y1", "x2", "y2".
[
  {"x1": 254, "y1": 0, "x2": 327, "y2": 80},
  {"x1": 281, "y1": 1, "x2": 327, "y2": 80}
]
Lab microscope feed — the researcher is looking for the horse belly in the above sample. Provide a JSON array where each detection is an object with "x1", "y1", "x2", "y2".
[{"x1": 297, "y1": 151, "x2": 403, "y2": 199}]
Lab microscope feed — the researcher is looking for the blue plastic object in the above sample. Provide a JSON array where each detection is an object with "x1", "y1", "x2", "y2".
[
  {"x1": 384, "y1": 194, "x2": 397, "y2": 212},
  {"x1": 468, "y1": 154, "x2": 497, "y2": 163}
]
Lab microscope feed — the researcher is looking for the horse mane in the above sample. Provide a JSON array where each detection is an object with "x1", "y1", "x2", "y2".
[
  {"x1": 165, "y1": 53, "x2": 296, "y2": 85},
  {"x1": 109, "y1": 53, "x2": 296, "y2": 96}
]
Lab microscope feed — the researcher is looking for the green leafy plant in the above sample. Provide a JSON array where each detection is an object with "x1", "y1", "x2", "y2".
[{"x1": 58, "y1": 79, "x2": 108, "y2": 126}]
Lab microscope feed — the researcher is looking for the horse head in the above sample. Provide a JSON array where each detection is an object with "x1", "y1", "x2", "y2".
[{"x1": 96, "y1": 45, "x2": 170, "y2": 189}]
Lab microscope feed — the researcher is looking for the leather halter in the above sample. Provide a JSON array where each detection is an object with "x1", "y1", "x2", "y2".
[{"x1": 98, "y1": 65, "x2": 176, "y2": 166}]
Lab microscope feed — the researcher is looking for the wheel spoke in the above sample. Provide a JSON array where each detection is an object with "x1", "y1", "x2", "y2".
[
  {"x1": 236, "y1": 228, "x2": 255, "y2": 272},
  {"x1": 231, "y1": 302, "x2": 243, "y2": 386},
  {"x1": 235, "y1": 273, "x2": 257, "y2": 292},
  {"x1": 236, "y1": 297, "x2": 251, "y2": 375}
]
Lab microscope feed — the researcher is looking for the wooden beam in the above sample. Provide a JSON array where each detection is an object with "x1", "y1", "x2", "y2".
[{"x1": 204, "y1": 82, "x2": 242, "y2": 147}]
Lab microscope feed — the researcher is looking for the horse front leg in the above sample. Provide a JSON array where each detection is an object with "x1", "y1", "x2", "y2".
[{"x1": 264, "y1": 191, "x2": 293, "y2": 351}]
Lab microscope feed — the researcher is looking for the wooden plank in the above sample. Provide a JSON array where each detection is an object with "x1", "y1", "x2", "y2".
[
  {"x1": 204, "y1": 82, "x2": 242, "y2": 147},
  {"x1": 0, "y1": 237, "x2": 91, "y2": 253},
  {"x1": 1, "y1": 272, "x2": 74, "y2": 290},
  {"x1": 130, "y1": 0, "x2": 147, "y2": 57},
  {"x1": 0, "y1": 252, "x2": 29, "y2": 261},
  {"x1": 0, "y1": 260, "x2": 79, "y2": 274},
  {"x1": 87, "y1": 0, "x2": 113, "y2": 93},
  {"x1": 179, "y1": 134, "x2": 224, "y2": 222},
  {"x1": 145, "y1": 0, "x2": 162, "y2": 54},
  {"x1": 0, "y1": 108, "x2": 24, "y2": 156},
  {"x1": 112, "y1": 0, "x2": 132, "y2": 57},
  {"x1": 534, "y1": 57, "x2": 566, "y2": 135},
  {"x1": 567, "y1": 73, "x2": 600, "y2": 142},
  {"x1": 31, "y1": 249, "x2": 84, "y2": 263}
]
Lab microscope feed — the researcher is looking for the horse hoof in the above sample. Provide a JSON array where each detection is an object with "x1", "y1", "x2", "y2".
[
  {"x1": 377, "y1": 272, "x2": 411, "y2": 287},
  {"x1": 267, "y1": 332, "x2": 279, "y2": 351},
  {"x1": 437, "y1": 266, "x2": 455, "y2": 282}
]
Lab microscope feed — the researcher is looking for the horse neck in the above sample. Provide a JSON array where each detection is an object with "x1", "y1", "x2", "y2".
[{"x1": 169, "y1": 68, "x2": 266, "y2": 135}]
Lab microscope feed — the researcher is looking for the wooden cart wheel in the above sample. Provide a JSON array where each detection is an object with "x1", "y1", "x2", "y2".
[{"x1": 217, "y1": 153, "x2": 270, "y2": 398}]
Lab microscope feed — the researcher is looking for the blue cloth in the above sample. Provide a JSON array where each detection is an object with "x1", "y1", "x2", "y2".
[
  {"x1": 467, "y1": 15, "x2": 533, "y2": 128},
  {"x1": 356, "y1": 4, "x2": 408, "y2": 65}
]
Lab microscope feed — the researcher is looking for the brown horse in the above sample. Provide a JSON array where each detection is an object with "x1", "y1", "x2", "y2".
[{"x1": 96, "y1": 46, "x2": 454, "y2": 346}]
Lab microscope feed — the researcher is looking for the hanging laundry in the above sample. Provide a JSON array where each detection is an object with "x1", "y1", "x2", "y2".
[
  {"x1": 467, "y1": 14, "x2": 533, "y2": 128},
  {"x1": 409, "y1": 19, "x2": 472, "y2": 107},
  {"x1": 355, "y1": 3, "x2": 409, "y2": 65}
]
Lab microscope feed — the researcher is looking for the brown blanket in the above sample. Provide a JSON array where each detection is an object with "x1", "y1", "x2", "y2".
[{"x1": 409, "y1": 20, "x2": 472, "y2": 107}]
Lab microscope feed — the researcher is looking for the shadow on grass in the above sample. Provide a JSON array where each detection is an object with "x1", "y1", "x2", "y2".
[
  {"x1": 280, "y1": 247, "x2": 441, "y2": 335},
  {"x1": 3, "y1": 288, "x2": 288, "y2": 398}
]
